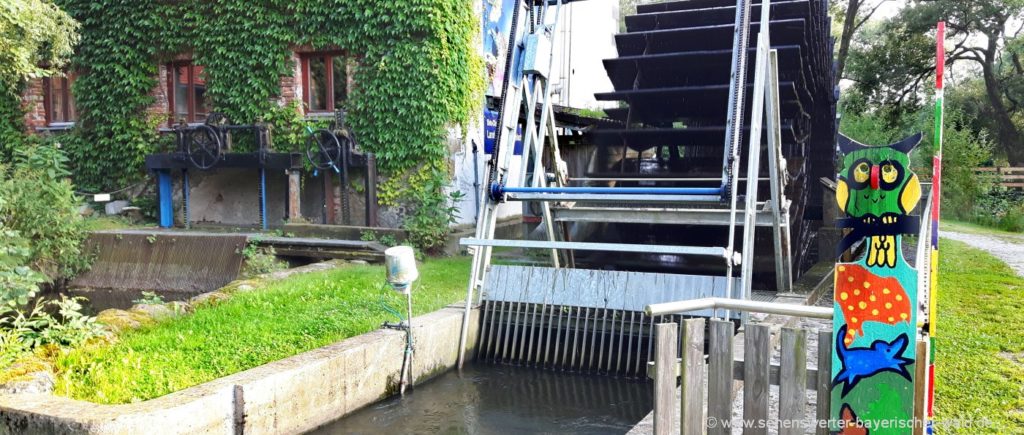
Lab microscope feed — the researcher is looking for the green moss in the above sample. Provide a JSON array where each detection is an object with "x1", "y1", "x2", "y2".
[
  {"x1": 934, "y1": 240, "x2": 1024, "y2": 432},
  {"x1": 0, "y1": 355, "x2": 49, "y2": 385},
  {"x1": 53, "y1": 256, "x2": 471, "y2": 404}
]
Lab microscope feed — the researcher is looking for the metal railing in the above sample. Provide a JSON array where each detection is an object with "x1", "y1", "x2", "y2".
[{"x1": 646, "y1": 297, "x2": 833, "y2": 320}]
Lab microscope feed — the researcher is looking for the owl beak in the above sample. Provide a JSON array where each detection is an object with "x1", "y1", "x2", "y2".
[{"x1": 870, "y1": 166, "x2": 880, "y2": 190}]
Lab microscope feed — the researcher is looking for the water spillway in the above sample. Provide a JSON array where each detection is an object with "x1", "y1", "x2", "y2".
[{"x1": 476, "y1": 266, "x2": 736, "y2": 377}]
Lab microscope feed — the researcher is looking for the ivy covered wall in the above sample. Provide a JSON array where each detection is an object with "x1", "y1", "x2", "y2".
[{"x1": 35, "y1": 0, "x2": 482, "y2": 249}]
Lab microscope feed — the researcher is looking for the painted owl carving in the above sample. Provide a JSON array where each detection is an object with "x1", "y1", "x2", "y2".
[{"x1": 835, "y1": 133, "x2": 923, "y2": 267}]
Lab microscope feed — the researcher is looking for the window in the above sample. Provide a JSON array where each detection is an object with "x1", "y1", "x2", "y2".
[
  {"x1": 43, "y1": 74, "x2": 77, "y2": 124},
  {"x1": 301, "y1": 53, "x2": 348, "y2": 113},
  {"x1": 168, "y1": 62, "x2": 209, "y2": 123}
]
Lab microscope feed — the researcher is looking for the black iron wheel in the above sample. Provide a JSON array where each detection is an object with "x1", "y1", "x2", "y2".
[
  {"x1": 305, "y1": 128, "x2": 343, "y2": 171},
  {"x1": 188, "y1": 124, "x2": 224, "y2": 170},
  {"x1": 205, "y1": 112, "x2": 229, "y2": 126}
]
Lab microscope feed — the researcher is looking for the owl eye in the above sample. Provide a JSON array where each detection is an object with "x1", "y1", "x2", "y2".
[
  {"x1": 853, "y1": 162, "x2": 870, "y2": 184},
  {"x1": 882, "y1": 163, "x2": 899, "y2": 184}
]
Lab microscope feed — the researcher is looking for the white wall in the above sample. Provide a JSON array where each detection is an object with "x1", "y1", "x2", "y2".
[{"x1": 550, "y1": 0, "x2": 619, "y2": 110}]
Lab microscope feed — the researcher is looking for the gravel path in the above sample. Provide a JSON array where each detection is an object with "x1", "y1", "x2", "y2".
[{"x1": 941, "y1": 230, "x2": 1024, "y2": 277}]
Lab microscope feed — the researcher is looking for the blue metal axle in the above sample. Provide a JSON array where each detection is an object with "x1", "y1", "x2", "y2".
[{"x1": 489, "y1": 183, "x2": 723, "y2": 201}]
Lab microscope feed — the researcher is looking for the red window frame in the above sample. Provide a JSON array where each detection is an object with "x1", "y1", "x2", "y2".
[
  {"x1": 300, "y1": 52, "x2": 349, "y2": 113},
  {"x1": 167, "y1": 61, "x2": 208, "y2": 124},
  {"x1": 42, "y1": 73, "x2": 77, "y2": 124}
]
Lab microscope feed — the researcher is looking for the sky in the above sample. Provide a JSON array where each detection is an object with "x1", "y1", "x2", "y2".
[{"x1": 876, "y1": 1, "x2": 905, "y2": 20}]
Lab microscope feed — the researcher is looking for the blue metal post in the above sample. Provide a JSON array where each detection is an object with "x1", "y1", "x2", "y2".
[
  {"x1": 158, "y1": 170, "x2": 173, "y2": 228},
  {"x1": 182, "y1": 169, "x2": 191, "y2": 229},
  {"x1": 259, "y1": 168, "x2": 268, "y2": 230}
]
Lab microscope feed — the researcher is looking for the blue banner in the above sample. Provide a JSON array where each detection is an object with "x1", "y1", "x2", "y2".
[{"x1": 484, "y1": 109, "x2": 523, "y2": 155}]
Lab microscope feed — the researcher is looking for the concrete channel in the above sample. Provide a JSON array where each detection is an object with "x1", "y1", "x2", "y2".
[{"x1": 0, "y1": 306, "x2": 479, "y2": 435}]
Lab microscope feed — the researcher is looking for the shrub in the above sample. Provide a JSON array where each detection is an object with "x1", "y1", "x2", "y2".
[
  {"x1": 240, "y1": 241, "x2": 287, "y2": 277},
  {"x1": 1, "y1": 297, "x2": 105, "y2": 349},
  {"x1": 0, "y1": 227, "x2": 46, "y2": 308},
  {"x1": 0, "y1": 143, "x2": 89, "y2": 281}
]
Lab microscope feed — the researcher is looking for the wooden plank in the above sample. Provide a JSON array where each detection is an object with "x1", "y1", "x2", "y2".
[
  {"x1": 778, "y1": 327, "x2": 807, "y2": 435},
  {"x1": 816, "y1": 330, "x2": 833, "y2": 435},
  {"x1": 681, "y1": 318, "x2": 706, "y2": 435},
  {"x1": 730, "y1": 360, "x2": 820, "y2": 389},
  {"x1": 743, "y1": 324, "x2": 771, "y2": 435},
  {"x1": 653, "y1": 323, "x2": 678, "y2": 435},
  {"x1": 912, "y1": 340, "x2": 930, "y2": 435},
  {"x1": 708, "y1": 320, "x2": 734, "y2": 435}
]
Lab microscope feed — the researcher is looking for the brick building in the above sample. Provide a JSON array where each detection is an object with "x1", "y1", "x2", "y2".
[{"x1": 21, "y1": 50, "x2": 354, "y2": 132}]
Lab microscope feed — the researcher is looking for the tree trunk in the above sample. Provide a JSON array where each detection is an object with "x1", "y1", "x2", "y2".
[
  {"x1": 981, "y1": 37, "x2": 1024, "y2": 165},
  {"x1": 835, "y1": 0, "x2": 860, "y2": 81}
]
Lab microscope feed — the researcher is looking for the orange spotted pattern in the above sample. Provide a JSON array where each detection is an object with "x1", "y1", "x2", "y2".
[{"x1": 835, "y1": 264, "x2": 911, "y2": 345}]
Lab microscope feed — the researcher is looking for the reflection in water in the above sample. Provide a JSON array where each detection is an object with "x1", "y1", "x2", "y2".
[{"x1": 309, "y1": 363, "x2": 653, "y2": 434}]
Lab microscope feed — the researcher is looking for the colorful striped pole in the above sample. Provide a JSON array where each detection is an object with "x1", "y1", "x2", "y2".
[
  {"x1": 926, "y1": 20, "x2": 946, "y2": 434},
  {"x1": 930, "y1": 22, "x2": 945, "y2": 336}
]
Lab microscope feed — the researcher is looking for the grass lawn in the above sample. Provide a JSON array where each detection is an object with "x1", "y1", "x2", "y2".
[
  {"x1": 54, "y1": 256, "x2": 472, "y2": 404},
  {"x1": 935, "y1": 239, "x2": 1024, "y2": 432}
]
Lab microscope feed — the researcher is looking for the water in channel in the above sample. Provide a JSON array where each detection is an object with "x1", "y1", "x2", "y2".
[{"x1": 309, "y1": 363, "x2": 653, "y2": 434}]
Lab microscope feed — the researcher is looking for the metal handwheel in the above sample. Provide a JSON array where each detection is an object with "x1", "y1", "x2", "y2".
[
  {"x1": 188, "y1": 124, "x2": 224, "y2": 170},
  {"x1": 305, "y1": 128, "x2": 344, "y2": 171}
]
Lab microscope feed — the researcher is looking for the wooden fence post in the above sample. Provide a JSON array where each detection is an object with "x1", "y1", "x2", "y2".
[
  {"x1": 708, "y1": 320, "x2": 734, "y2": 435},
  {"x1": 743, "y1": 324, "x2": 771, "y2": 435},
  {"x1": 681, "y1": 318, "x2": 706, "y2": 435},
  {"x1": 654, "y1": 323, "x2": 678, "y2": 435}
]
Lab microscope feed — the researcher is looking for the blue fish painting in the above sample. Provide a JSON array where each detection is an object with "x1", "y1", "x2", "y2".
[{"x1": 832, "y1": 325, "x2": 913, "y2": 397}]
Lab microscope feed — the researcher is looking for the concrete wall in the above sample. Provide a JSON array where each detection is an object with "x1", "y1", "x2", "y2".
[
  {"x1": 0, "y1": 306, "x2": 480, "y2": 435},
  {"x1": 172, "y1": 169, "x2": 290, "y2": 227}
]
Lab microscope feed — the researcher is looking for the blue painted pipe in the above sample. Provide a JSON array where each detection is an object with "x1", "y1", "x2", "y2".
[{"x1": 490, "y1": 183, "x2": 723, "y2": 200}]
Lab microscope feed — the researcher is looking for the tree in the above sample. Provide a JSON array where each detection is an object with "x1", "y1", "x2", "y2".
[
  {"x1": 0, "y1": 0, "x2": 78, "y2": 158},
  {"x1": 909, "y1": 0, "x2": 1024, "y2": 165},
  {"x1": 833, "y1": 0, "x2": 895, "y2": 81},
  {"x1": 846, "y1": 0, "x2": 1024, "y2": 165},
  {"x1": 0, "y1": 0, "x2": 79, "y2": 86}
]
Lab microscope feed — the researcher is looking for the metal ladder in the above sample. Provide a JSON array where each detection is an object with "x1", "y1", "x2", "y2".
[{"x1": 458, "y1": 0, "x2": 793, "y2": 368}]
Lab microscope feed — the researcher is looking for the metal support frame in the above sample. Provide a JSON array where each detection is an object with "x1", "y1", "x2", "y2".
[
  {"x1": 730, "y1": 0, "x2": 796, "y2": 319},
  {"x1": 766, "y1": 51, "x2": 794, "y2": 294},
  {"x1": 722, "y1": 0, "x2": 755, "y2": 319},
  {"x1": 460, "y1": 0, "x2": 567, "y2": 369},
  {"x1": 461, "y1": 238, "x2": 739, "y2": 262},
  {"x1": 457, "y1": 0, "x2": 794, "y2": 367}
]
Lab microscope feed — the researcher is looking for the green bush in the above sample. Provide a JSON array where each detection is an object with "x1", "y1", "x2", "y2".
[
  {"x1": 240, "y1": 241, "x2": 287, "y2": 278},
  {"x1": 0, "y1": 143, "x2": 89, "y2": 281},
  {"x1": 1, "y1": 297, "x2": 105, "y2": 349},
  {"x1": 0, "y1": 227, "x2": 46, "y2": 308}
]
